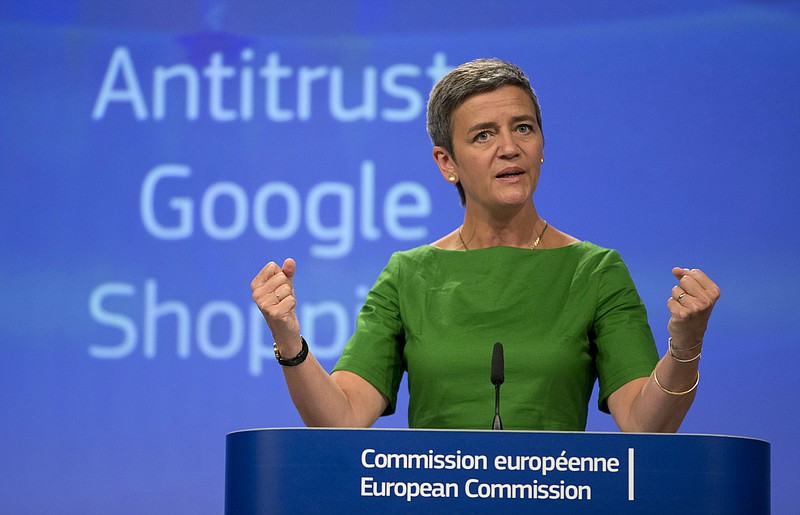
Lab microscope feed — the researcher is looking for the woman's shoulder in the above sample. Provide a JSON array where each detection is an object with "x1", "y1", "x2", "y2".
[
  {"x1": 389, "y1": 243, "x2": 446, "y2": 263},
  {"x1": 545, "y1": 225, "x2": 581, "y2": 248},
  {"x1": 428, "y1": 228, "x2": 462, "y2": 251},
  {"x1": 544, "y1": 227, "x2": 621, "y2": 261}
]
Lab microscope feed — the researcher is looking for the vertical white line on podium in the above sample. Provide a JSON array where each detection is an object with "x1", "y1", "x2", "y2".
[{"x1": 628, "y1": 448, "x2": 635, "y2": 501}]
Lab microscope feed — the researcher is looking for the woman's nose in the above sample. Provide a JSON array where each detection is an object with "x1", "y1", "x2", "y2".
[{"x1": 496, "y1": 131, "x2": 520, "y2": 158}]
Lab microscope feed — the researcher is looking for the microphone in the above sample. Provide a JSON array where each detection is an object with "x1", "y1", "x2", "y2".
[{"x1": 491, "y1": 342, "x2": 504, "y2": 430}]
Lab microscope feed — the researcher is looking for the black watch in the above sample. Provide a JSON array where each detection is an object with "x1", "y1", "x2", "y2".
[{"x1": 273, "y1": 336, "x2": 309, "y2": 366}]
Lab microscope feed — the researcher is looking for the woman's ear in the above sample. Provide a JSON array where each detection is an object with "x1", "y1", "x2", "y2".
[{"x1": 432, "y1": 146, "x2": 457, "y2": 182}]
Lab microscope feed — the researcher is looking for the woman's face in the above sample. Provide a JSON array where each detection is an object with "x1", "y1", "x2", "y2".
[{"x1": 434, "y1": 85, "x2": 544, "y2": 212}]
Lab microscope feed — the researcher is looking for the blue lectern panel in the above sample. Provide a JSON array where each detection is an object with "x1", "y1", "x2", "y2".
[{"x1": 225, "y1": 429, "x2": 769, "y2": 515}]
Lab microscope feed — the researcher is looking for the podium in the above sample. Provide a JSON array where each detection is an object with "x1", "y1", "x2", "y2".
[{"x1": 225, "y1": 428, "x2": 769, "y2": 514}]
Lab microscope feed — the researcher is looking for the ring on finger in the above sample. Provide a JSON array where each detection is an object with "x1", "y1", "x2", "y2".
[
  {"x1": 275, "y1": 291, "x2": 281, "y2": 302},
  {"x1": 678, "y1": 292, "x2": 686, "y2": 300}
]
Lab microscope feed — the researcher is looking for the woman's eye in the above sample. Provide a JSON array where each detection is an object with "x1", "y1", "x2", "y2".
[
  {"x1": 517, "y1": 124, "x2": 533, "y2": 134},
  {"x1": 475, "y1": 131, "x2": 490, "y2": 142}
]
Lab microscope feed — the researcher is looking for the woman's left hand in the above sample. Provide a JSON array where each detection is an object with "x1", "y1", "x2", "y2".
[{"x1": 667, "y1": 267, "x2": 721, "y2": 347}]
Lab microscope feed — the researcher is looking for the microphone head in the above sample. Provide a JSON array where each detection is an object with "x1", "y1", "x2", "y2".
[{"x1": 491, "y1": 342, "x2": 504, "y2": 386}]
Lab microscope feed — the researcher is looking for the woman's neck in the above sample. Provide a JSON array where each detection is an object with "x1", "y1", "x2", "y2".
[{"x1": 459, "y1": 204, "x2": 544, "y2": 249}]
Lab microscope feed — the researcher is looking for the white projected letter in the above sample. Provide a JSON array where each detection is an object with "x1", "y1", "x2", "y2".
[
  {"x1": 196, "y1": 301, "x2": 244, "y2": 359},
  {"x1": 359, "y1": 160, "x2": 381, "y2": 240},
  {"x1": 92, "y1": 46, "x2": 149, "y2": 120},
  {"x1": 144, "y1": 280, "x2": 190, "y2": 358},
  {"x1": 259, "y1": 52, "x2": 294, "y2": 121},
  {"x1": 140, "y1": 164, "x2": 194, "y2": 239},
  {"x1": 200, "y1": 181, "x2": 249, "y2": 240},
  {"x1": 204, "y1": 52, "x2": 237, "y2": 121},
  {"x1": 88, "y1": 282, "x2": 138, "y2": 358},
  {"x1": 297, "y1": 65, "x2": 328, "y2": 120},
  {"x1": 239, "y1": 48, "x2": 255, "y2": 120},
  {"x1": 153, "y1": 63, "x2": 200, "y2": 120},
  {"x1": 384, "y1": 182, "x2": 431, "y2": 239},
  {"x1": 381, "y1": 64, "x2": 423, "y2": 122},
  {"x1": 329, "y1": 67, "x2": 377, "y2": 121},
  {"x1": 306, "y1": 182, "x2": 354, "y2": 259},
  {"x1": 426, "y1": 52, "x2": 453, "y2": 86},
  {"x1": 252, "y1": 182, "x2": 302, "y2": 239}
]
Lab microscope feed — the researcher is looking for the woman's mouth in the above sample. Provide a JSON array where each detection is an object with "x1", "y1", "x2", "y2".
[{"x1": 496, "y1": 169, "x2": 524, "y2": 179}]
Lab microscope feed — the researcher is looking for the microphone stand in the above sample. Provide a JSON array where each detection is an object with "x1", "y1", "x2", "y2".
[
  {"x1": 492, "y1": 383, "x2": 503, "y2": 430},
  {"x1": 491, "y1": 342, "x2": 504, "y2": 430}
]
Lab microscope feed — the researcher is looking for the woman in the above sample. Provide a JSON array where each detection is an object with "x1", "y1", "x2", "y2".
[{"x1": 251, "y1": 58, "x2": 719, "y2": 432}]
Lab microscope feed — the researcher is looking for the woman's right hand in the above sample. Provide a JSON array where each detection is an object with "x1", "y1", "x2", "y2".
[
  {"x1": 251, "y1": 258, "x2": 301, "y2": 352},
  {"x1": 251, "y1": 257, "x2": 388, "y2": 427}
]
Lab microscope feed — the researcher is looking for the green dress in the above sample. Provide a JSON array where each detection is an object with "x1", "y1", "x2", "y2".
[{"x1": 332, "y1": 242, "x2": 658, "y2": 430}]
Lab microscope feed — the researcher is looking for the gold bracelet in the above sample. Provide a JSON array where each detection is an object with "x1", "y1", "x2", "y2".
[
  {"x1": 652, "y1": 369, "x2": 700, "y2": 396},
  {"x1": 668, "y1": 336, "x2": 703, "y2": 353},
  {"x1": 669, "y1": 347, "x2": 702, "y2": 363}
]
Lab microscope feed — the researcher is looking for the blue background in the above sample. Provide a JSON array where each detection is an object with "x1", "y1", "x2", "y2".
[{"x1": 1, "y1": 1, "x2": 798, "y2": 513}]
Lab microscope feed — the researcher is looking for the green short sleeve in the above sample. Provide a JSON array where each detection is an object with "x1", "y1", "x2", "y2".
[
  {"x1": 593, "y1": 250, "x2": 659, "y2": 413},
  {"x1": 332, "y1": 253, "x2": 406, "y2": 415}
]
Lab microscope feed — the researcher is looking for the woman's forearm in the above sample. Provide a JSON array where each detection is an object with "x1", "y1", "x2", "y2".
[
  {"x1": 614, "y1": 340, "x2": 702, "y2": 432},
  {"x1": 276, "y1": 336, "x2": 386, "y2": 428}
]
